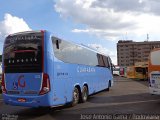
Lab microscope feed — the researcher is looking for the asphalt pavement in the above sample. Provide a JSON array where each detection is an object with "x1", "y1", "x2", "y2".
[{"x1": 0, "y1": 76, "x2": 160, "y2": 120}]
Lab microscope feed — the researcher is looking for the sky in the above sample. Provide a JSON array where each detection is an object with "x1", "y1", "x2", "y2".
[{"x1": 1, "y1": 0, "x2": 160, "y2": 65}]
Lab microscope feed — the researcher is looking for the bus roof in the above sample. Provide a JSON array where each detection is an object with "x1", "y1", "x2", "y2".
[
  {"x1": 7, "y1": 30, "x2": 45, "y2": 37},
  {"x1": 6, "y1": 30, "x2": 110, "y2": 58},
  {"x1": 150, "y1": 48, "x2": 160, "y2": 52}
]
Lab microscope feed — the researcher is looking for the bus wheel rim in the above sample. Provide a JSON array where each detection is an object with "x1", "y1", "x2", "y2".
[
  {"x1": 83, "y1": 87, "x2": 88, "y2": 101},
  {"x1": 73, "y1": 89, "x2": 79, "y2": 104},
  {"x1": 83, "y1": 92, "x2": 87, "y2": 101}
]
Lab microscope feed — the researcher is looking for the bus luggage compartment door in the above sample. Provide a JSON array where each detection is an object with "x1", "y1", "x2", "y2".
[{"x1": 5, "y1": 73, "x2": 42, "y2": 96}]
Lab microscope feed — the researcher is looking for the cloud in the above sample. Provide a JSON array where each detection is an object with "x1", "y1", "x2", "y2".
[
  {"x1": 54, "y1": 0, "x2": 134, "y2": 30},
  {"x1": 54, "y1": 0, "x2": 160, "y2": 41},
  {"x1": 91, "y1": 0, "x2": 147, "y2": 13},
  {"x1": 90, "y1": 0, "x2": 160, "y2": 16},
  {"x1": 54, "y1": 0, "x2": 160, "y2": 64},
  {"x1": 0, "y1": 13, "x2": 31, "y2": 41},
  {"x1": 72, "y1": 28, "x2": 122, "y2": 41},
  {"x1": 88, "y1": 43, "x2": 117, "y2": 64}
]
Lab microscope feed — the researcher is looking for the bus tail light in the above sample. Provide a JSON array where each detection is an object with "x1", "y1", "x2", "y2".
[
  {"x1": 39, "y1": 73, "x2": 50, "y2": 95},
  {"x1": 1, "y1": 73, "x2": 7, "y2": 94}
]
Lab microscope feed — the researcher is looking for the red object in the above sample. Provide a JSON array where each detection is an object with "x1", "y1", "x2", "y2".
[
  {"x1": 39, "y1": 73, "x2": 50, "y2": 95},
  {"x1": 13, "y1": 50, "x2": 36, "y2": 53},
  {"x1": 1, "y1": 73, "x2": 7, "y2": 93},
  {"x1": 17, "y1": 98, "x2": 26, "y2": 102},
  {"x1": 120, "y1": 68, "x2": 124, "y2": 75},
  {"x1": 18, "y1": 75, "x2": 26, "y2": 88}
]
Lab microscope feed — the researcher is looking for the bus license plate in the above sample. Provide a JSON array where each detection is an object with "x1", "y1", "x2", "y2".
[{"x1": 17, "y1": 98, "x2": 26, "y2": 102}]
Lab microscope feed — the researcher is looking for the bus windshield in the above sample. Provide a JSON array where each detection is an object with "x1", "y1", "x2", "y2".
[
  {"x1": 135, "y1": 67, "x2": 143, "y2": 73},
  {"x1": 151, "y1": 50, "x2": 160, "y2": 65},
  {"x1": 3, "y1": 32, "x2": 43, "y2": 73}
]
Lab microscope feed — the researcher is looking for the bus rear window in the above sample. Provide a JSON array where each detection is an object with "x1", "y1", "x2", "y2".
[{"x1": 3, "y1": 32, "x2": 43, "y2": 73}]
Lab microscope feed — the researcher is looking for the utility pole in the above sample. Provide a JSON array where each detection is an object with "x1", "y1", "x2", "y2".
[{"x1": 147, "y1": 34, "x2": 149, "y2": 41}]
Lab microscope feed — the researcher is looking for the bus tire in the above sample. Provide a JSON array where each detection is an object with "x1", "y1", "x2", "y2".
[
  {"x1": 106, "y1": 81, "x2": 111, "y2": 91},
  {"x1": 72, "y1": 87, "x2": 80, "y2": 106},
  {"x1": 81, "y1": 86, "x2": 88, "y2": 103}
]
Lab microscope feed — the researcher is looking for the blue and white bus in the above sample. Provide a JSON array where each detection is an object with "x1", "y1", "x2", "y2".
[{"x1": 1, "y1": 30, "x2": 113, "y2": 107}]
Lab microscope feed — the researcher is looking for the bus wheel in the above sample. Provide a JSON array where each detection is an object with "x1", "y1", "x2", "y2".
[
  {"x1": 72, "y1": 87, "x2": 80, "y2": 106},
  {"x1": 81, "y1": 86, "x2": 88, "y2": 103},
  {"x1": 106, "y1": 81, "x2": 111, "y2": 91}
]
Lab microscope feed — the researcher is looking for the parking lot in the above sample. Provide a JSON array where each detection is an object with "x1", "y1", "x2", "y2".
[{"x1": 0, "y1": 76, "x2": 160, "y2": 120}]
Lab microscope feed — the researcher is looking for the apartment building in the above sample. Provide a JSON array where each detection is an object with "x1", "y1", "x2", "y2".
[{"x1": 117, "y1": 40, "x2": 160, "y2": 66}]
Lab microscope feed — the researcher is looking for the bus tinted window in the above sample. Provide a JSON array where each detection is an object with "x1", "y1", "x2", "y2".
[
  {"x1": 4, "y1": 32, "x2": 43, "y2": 73},
  {"x1": 52, "y1": 38, "x2": 99, "y2": 66},
  {"x1": 97, "y1": 54, "x2": 105, "y2": 67},
  {"x1": 103, "y1": 56, "x2": 109, "y2": 68},
  {"x1": 135, "y1": 67, "x2": 143, "y2": 73}
]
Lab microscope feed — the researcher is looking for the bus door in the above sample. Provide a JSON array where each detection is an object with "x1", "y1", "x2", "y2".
[
  {"x1": 5, "y1": 73, "x2": 43, "y2": 96},
  {"x1": 142, "y1": 67, "x2": 148, "y2": 80}
]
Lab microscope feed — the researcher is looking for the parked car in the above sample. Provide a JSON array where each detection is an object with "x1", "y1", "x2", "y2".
[{"x1": 113, "y1": 66, "x2": 120, "y2": 76}]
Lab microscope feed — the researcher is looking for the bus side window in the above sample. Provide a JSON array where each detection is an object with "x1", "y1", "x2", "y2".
[
  {"x1": 102, "y1": 56, "x2": 109, "y2": 68},
  {"x1": 97, "y1": 54, "x2": 105, "y2": 67},
  {"x1": 106, "y1": 56, "x2": 113, "y2": 72},
  {"x1": 108, "y1": 57, "x2": 112, "y2": 69}
]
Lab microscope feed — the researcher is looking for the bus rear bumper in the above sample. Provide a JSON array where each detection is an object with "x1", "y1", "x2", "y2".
[
  {"x1": 149, "y1": 87, "x2": 160, "y2": 95},
  {"x1": 2, "y1": 94, "x2": 52, "y2": 108}
]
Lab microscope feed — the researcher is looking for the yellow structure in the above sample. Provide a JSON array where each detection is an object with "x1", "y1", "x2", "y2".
[
  {"x1": 127, "y1": 62, "x2": 148, "y2": 80},
  {"x1": 135, "y1": 62, "x2": 148, "y2": 79},
  {"x1": 126, "y1": 66, "x2": 136, "y2": 79}
]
